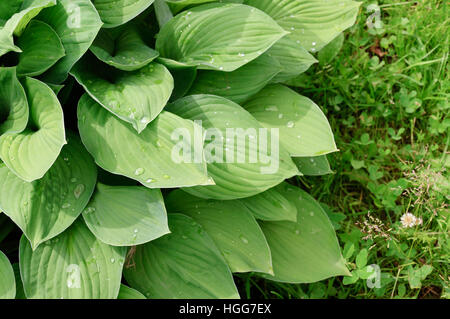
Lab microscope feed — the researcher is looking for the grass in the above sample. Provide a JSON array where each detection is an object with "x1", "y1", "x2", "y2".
[{"x1": 237, "y1": 0, "x2": 449, "y2": 299}]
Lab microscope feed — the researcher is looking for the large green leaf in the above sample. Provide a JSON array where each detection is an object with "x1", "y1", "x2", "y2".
[
  {"x1": 0, "y1": 250, "x2": 15, "y2": 299},
  {"x1": 16, "y1": 20, "x2": 65, "y2": 77},
  {"x1": 71, "y1": 55, "x2": 173, "y2": 133},
  {"x1": 188, "y1": 54, "x2": 281, "y2": 104},
  {"x1": 0, "y1": 0, "x2": 56, "y2": 56},
  {"x1": 156, "y1": 3, "x2": 287, "y2": 71},
  {"x1": 37, "y1": 0, "x2": 103, "y2": 84},
  {"x1": 239, "y1": 187, "x2": 297, "y2": 222},
  {"x1": 244, "y1": 0, "x2": 361, "y2": 52},
  {"x1": 78, "y1": 94, "x2": 211, "y2": 189},
  {"x1": 293, "y1": 155, "x2": 333, "y2": 176},
  {"x1": 167, "y1": 95, "x2": 299, "y2": 200},
  {"x1": 243, "y1": 84, "x2": 337, "y2": 157},
  {"x1": 124, "y1": 214, "x2": 239, "y2": 298},
  {"x1": 118, "y1": 284, "x2": 146, "y2": 299},
  {"x1": 166, "y1": 190, "x2": 272, "y2": 274},
  {"x1": 92, "y1": 0, "x2": 155, "y2": 28},
  {"x1": 20, "y1": 220, "x2": 126, "y2": 299},
  {"x1": 0, "y1": 67, "x2": 28, "y2": 135},
  {"x1": 165, "y1": 0, "x2": 215, "y2": 14},
  {"x1": 259, "y1": 182, "x2": 350, "y2": 283},
  {"x1": 83, "y1": 183, "x2": 170, "y2": 246},
  {"x1": 157, "y1": 57, "x2": 198, "y2": 101},
  {"x1": 90, "y1": 23, "x2": 159, "y2": 71},
  {"x1": 0, "y1": 77, "x2": 66, "y2": 182},
  {"x1": 0, "y1": 134, "x2": 97, "y2": 249},
  {"x1": 266, "y1": 35, "x2": 317, "y2": 83}
]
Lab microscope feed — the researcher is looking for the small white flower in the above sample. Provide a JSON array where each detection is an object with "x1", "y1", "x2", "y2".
[{"x1": 400, "y1": 213, "x2": 419, "y2": 228}]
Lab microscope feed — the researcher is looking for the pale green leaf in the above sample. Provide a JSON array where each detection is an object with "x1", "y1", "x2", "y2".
[
  {"x1": 167, "y1": 94, "x2": 299, "y2": 200},
  {"x1": 0, "y1": 77, "x2": 66, "y2": 182},
  {"x1": 118, "y1": 284, "x2": 146, "y2": 299},
  {"x1": 37, "y1": 0, "x2": 103, "y2": 84},
  {"x1": 92, "y1": 0, "x2": 155, "y2": 28},
  {"x1": 239, "y1": 187, "x2": 297, "y2": 222},
  {"x1": 0, "y1": 250, "x2": 15, "y2": 299},
  {"x1": 318, "y1": 33, "x2": 345, "y2": 66},
  {"x1": 293, "y1": 155, "x2": 333, "y2": 176},
  {"x1": 166, "y1": 190, "x2": 272, "y2": 274},
  {"x1": 90, "y1": 23, "x2": 159, "y2": 71},
  {"x1": 156, "y1": 3, "x2": 287, "y2": 71},
  {"x1": 0, "y1": 0, "x2": 56, "y2": 56},
  {"x1": 259, "y1": 182, "x2": 350, "y2": 283},
  {"x1": 165, "y1": 0, "x2": 215, "y2": 14},
  {"x1": 78, "y1": 94, "x2": 211, "y2": 189},
  {"x1": 0, "y1": 67, "x2": 28, "y2": 135},
  {"x1": 71, "y1": 55, "x2": 173, "y2": 133},
  {"x1": 0, "y1": 133, "x2": 97, "y2": 249},
  {"x1": 124, "y1": 214, "x2": 239, "y2": 299},
  {"x1": 243, "y1": 84, "x2": 338, "y2": 157},
  {"x1": 188, "y1": 54, "x2": 281, "y2": 104},
  {"x1": 83, "y1": 183, "x2": 170, "y2": 246},
  {"x1": 266, "y1": 34, "x2": 317, "y2": 83},
  {"x1": 20, "y1": 219, "x2": 127, "y2": 299},
  {"x1": 16, "y1": 20, "x2": 65, "y2": 77},
  {"x1": 244, "y1": 0, "x2": 361, "y2": 51}
]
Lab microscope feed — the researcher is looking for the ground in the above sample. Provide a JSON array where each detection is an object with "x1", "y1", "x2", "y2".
[{"x1": 237, "y1": 0, "x2": 449, "y2": 299}]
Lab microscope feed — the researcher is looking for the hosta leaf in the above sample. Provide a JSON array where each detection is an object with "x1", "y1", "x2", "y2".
[
  {"x1": 124, "y1": 214, "x2": 239, "y2": 299},
  {"x1": 156, "y1": 3, "x2": 287, "y2": 71},
  {"x1": 78, "y1": 94, "x2": 211, "y2": 189},
  {"x1": 90, "y1": 23, "x2": 159, "y2": 71},
  {"x1": 243, "y1": 84, "x2": 337, "y2": 157},
  {"x1": 318, "y1": 33, "x2": 345, "y2": 66},
  {"x1": 154, "y1": 0, "x2": 174, "y2": 28},
  {"x1": 0, "y1": 77, "x2": 66, "y2": 182},
  {"x1": 37, "y1": 0, "x2": 103, "y2": 84},
  {"x1": 118, "y1": 284, "x2": 146, "y2": 299},
  {"x1": 239, "y1": 187, "x2": 297, "y2": 222},
  {"x1": 16, "y1": 20, "x2": 65, "y2": 77},
  {"x1": 259, "y1": 182, "x2": 349, "y2": 283},
  {"x1": 244, "y1": 0, "x2": 361, "y2": 51},
  {"x1": 157, "y1": 57, "x2": 198, "y2": 101},
  {"x1": 71, "y1": 55, "x2": 173, "y2": 133},
  {"x1": 166, "y1": 190, "x2": 272, "y2": 274},
  {"x1": 0, "y1": 250, "x2": 15, "y2": 299},
  {"x1": 19, "y1": 220, "x2": 126, "y2": 299},
  {"x1": 92, "y1": 0, "x2": 155, "y2": 28},
  {"x1": 83, "y1": 183, "x2": 170, "y2": 246},
  {"x1": 293, "y1": 155, "x2": 333, "y2": 176},
  {"x1": 0, "y1": 0, "x2": 56, "y2": 56},
  {"x1": 165, "y1": 0, "x2": 215, "y2": 14},
  {"x1": 267, "y1": 35, "x2": 317, "y2": 83},
  {"x1": 188, "y1": 54, "x2": 281, "y2": 104},
  {"x1": 168, "y1": 94, "x2": 299, "y2": 200},
  {"x1": 0, "y1": 133, "x2": 97, "y2": 249},
  {"x1": 0, "y1": 67, "x2": 28, "y2": 135}
]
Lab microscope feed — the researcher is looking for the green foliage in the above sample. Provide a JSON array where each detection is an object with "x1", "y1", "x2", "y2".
[{"x1": 0, "y1": 0, "x2": 371, "y2": 299}]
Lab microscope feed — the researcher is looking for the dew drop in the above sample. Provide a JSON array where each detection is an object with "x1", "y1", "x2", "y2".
[
  {"x1": 73, "y1": 184, "x2": 85, "y2": 199},
  {"x1": 135, "y1": 168, "x2": 145, "y2": 176},
  {"x1": 239, "y1": 235, "x2": 249, "y2": 244}
]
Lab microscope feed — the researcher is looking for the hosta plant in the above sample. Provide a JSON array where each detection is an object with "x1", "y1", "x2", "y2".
[{"x1": 0, "y1": 0, "x2": 360, "y2": 299}]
